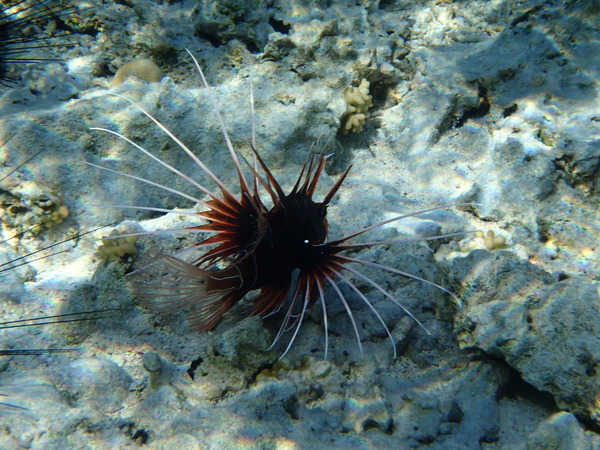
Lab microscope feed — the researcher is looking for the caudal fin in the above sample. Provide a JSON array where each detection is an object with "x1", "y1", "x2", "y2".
[{"x1": 132, "y1": 255, "x2": 239, "y2": 332}]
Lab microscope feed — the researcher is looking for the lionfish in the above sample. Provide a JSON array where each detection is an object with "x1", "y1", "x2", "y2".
[{"x1": 89, "y1": 50, "x2": 464, "y2": 358}]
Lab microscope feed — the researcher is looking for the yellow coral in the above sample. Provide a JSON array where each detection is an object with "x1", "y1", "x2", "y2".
[
  {"x1": 476, "y1": 230, "x2": 507, "y2": 250},
  {"x1": 112, "y1": 59, "x2": 163, "y2": 87},
  {"x1": 255, "y1": 358, "x2": 291, "y2": 381},
  {"x1": 97, "y1": 230, "x2": 138, "y2": 261},
  {"x1": 48, "y1": 205, "x2": 69, "y2": 225},
  {"x1": 341, "y1": 79, "x2": 373, "y2": 134}
]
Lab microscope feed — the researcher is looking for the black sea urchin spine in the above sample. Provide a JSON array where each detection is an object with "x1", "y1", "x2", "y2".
[{"x1": 0, "y1": 0, "x2": 76, "y2": 86}]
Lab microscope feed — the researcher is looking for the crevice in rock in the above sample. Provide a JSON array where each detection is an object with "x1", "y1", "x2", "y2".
[
  {"x1": 497, "y1": 364, "x2": 558, "y2": 413},
  {"x1": 455, "y1": 84, "x2": 491, "y2": 128}
]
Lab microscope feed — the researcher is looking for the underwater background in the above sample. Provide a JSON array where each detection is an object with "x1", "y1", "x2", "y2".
[{"x1": 1, "y1": 0, "x2": 599, "y2": 448}]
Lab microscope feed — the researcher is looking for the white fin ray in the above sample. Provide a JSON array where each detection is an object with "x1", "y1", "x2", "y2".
[
  {"x1": 337, "y1": 202, "x2": 474, "y2": 243},
  {"x1": 315, "y1": 279, "x2": 329, "y2": 361},
  {"x1": 335, "y1": 272, "x2": 397, "y2": 359},
  {"x1": 84, "y1": 161, "x2": 203, "y2": 205},
  {"x1": 326, "y1": 275, "x2": 363, "y2": 357},
  {"x1": 106, "y1": 92, "x2": 237, "y2": 199},
  {"x1": 279, "y1": 283, "x2": 311, "y2": 359},
  {"x1": 186, "y1": 49, "x2": 251, "y2": 196},
  {"x1": 90, "y1": 127, "x2": 219, "y2": 201}
]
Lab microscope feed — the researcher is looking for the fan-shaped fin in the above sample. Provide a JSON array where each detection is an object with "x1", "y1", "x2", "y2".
[{"x1": 132, "y1": 254, "x2": 242, "y2": 331}]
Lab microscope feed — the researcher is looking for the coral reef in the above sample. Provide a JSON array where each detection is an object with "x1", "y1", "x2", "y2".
[{"x1": 1, "y1": 0, "x2": 599, "y2": 448}]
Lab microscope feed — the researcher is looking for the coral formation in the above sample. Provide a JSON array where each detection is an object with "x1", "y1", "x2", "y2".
[
  {"x1": 0, "y1": 179, "x2": 69, "y2": 234},
  {"x1": 454, "y1": 252, "x2": 600, "y2": 423},
  {"x1": 112, "y1": 59, "x2": 163, "y2": 86},
  {"x1": 481, "y1": 230, "x2": 507, "y2": 250},
  {"x1": 341, "y1": 79, "x2": 372, "y2": 134},
  {"x1": 96, "y1": 230, "x2": 138, "y2": 261},
  {"x1": 191, "y1": 0, "x2": 273, "y2": 51}
]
